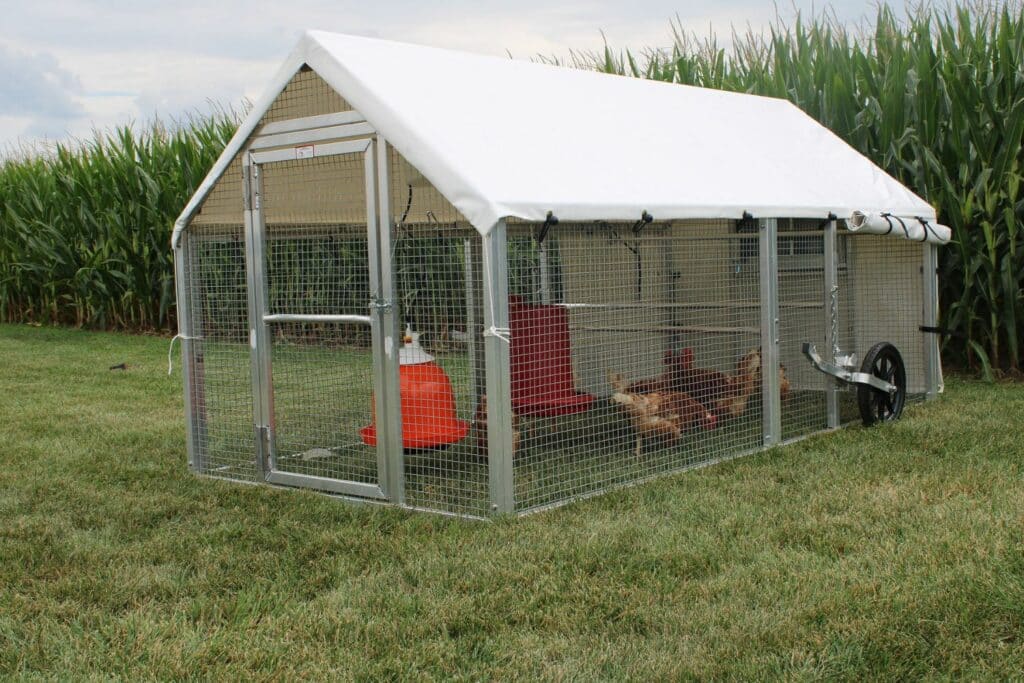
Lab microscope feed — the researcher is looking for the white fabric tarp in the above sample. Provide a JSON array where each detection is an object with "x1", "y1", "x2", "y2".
[{"x1": 175, "y1": 31, "x2": 943, "y2": 244}]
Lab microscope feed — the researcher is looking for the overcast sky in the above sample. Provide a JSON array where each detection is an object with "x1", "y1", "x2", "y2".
[{"x1": 1, "y1": 1, "x2": 907, "y2": 152}]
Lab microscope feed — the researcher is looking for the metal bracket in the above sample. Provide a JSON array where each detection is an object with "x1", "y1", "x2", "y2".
[
  {"x1": 368, "y1": 297, "x2": 394, "y2": 314},
  {"x1": 802, "y1": 342, "x2": 896, "y2": 394}
]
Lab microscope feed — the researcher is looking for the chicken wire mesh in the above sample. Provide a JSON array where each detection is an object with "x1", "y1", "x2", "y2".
[
  {"x1": 259, "y1": 68, "x2": 354, "y2": 126},
  {"x1": 387, "y1": 149, "x2": 489, "y2": 516},
  {"x1": 258, "y1": 153, "x2": 380, "y2": 484},
  {"x1": 776, "y1": 219, "x2": 829, "y2": 440},
  {"x1": 503, "y1": 220, "x2": 765, "y2": 513},
  {"x1": 182, "y1": 227, "x2": 257, "y2": 481}
]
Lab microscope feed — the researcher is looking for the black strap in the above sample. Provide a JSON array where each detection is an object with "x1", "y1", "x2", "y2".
[
  {"x1": 916, "y1": 216, "x2": 940, "y2": 243},
  {"x1": 920, "y1": 325, "x2": 966, "y2": 339}
]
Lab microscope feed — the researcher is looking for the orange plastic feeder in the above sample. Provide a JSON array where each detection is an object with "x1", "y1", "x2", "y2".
[{"x1": 360, "y1": 329, "x2": 469, "y2": 449}]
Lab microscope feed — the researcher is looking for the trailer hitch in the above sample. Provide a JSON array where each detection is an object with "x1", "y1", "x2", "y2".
[{"x1": 801, "y1": 342, "x2": 897, "y2": 395}]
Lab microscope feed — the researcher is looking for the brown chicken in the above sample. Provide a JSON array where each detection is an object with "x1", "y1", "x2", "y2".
[
  {"x1": 632, "y1": 347, "x2": 778, "y2": 419},
  {"x1": 716, "y1": 348, "x2": 761, "y2": 418},
  {"x1": 610, "y1": 373, "x2": 716, "y2": 456}
]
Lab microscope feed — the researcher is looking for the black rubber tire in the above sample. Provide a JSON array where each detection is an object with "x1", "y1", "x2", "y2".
[{"x1": 857, "y1": 342, "x2": 907, "y2": 426}]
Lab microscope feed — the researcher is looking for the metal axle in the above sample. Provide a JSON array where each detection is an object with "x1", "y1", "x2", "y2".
[{"x1": 801, "y1": 342, "x2": 897, "y2": 395}]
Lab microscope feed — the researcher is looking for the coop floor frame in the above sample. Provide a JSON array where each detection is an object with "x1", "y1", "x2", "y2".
[{"x1": 175, "y1": 117, "x2": 943, "y2": 520}]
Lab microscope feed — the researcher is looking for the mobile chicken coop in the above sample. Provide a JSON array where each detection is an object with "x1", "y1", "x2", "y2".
[{"x1": 173, "y1": 31, "x2": 948, "y2": 518}]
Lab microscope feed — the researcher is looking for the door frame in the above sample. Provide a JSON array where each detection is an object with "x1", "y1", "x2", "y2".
[{"x1": 242, "y1": 133, "x2": 404, "y2": 501}]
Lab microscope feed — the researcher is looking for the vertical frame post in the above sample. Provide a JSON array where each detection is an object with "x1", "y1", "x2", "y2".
[
  {"x1": 483, "y1": 220, "x2": 515, "y2": 514},
  {"x1": 759, "y1": 218, "x2": 782, "y2": 446},
  {"x1": 173, "y1": 233, "x2": 200, "y2": 471},
  {"x1": 243, "y1": 154, "x2": 271, "y2": 477},
  {"x1": 922, "y1": 242, "x2": 941, "y2": 400},
  {"x1": 823, "y1": 218, "x2": 840, "y2": 428},
  {"x1": 538, "y1": 241, "x2": 552, "y2": 304},
  {"x1": 373, "y1": 138, "x2": 405, "y2": 504}
]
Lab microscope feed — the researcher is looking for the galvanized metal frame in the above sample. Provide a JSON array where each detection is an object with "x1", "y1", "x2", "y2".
[
  {"x1": 538, "y1": 241, "x2": 552, "y2": 304},
  {"x1": 242, "y1": 154, "x2": 269, "y2": 478},
  {"x1": 172, "y1": 233, "x2": 200, "y2": 471},
  {"x1": 759, "y1": 218, "x2": 782, "y2": 446},
  {"x1": 823, "y1": 218, "x2": 840, "y2": 428},
  {"x1": 250, "y1": 138, "x2": 374, "y2": 165},
  {"x1": 922, "y1": 242, "x2": 941, "y2": 399},
  {"x1": 248, "y1": 123, "x2": 375, "y2": 152},
  {"x1": 247, "y1": 135, "x2": 394, "y2": 501},
  {"x1": 258, "y1": 110, "x2": 366, "y2": 136},
  {"x1": 482, "y1": 220, "x2": 515, "y2": 514},
  {"x1": 263, "y1": 313, "x2": 371, "y2": 325},
  {"x1": 373, "y1": 136, "x2": 406, "y2": 505}
]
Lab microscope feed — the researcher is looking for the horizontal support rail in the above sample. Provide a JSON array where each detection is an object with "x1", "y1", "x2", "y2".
[
  {"x1": 263, "y1": 313, "x2": 371, "y2": 325},
  {"x1": 248, "y1": 124, "x2": 375, "y2": 153},
  {"x1": 265, "y1": 470, "x2": 386, "y2": 500},
  {"x1": 257, "y1": 111, "x2": 366, "y2": 136},
  {"x1": 571, "y1": 324, "x2": 760, "y2": 335},
  {"x1": 250, "y1": 137, "x2": 372, "y2": 165},
  {"x1": 555, "y1": 301, "x2": 824, "y2": 310}
]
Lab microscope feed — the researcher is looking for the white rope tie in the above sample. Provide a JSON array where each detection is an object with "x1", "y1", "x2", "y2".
[
  {"x1": 167, "y1": 333, "x2": 201, "y2": 375},
  {"x1": 483, "y1": 326, "x2": 512, "y2": 344}
]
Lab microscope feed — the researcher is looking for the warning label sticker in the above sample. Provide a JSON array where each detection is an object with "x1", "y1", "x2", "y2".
[{"x1": 295, "y1": 144, "x2": 315, "y2": 159}]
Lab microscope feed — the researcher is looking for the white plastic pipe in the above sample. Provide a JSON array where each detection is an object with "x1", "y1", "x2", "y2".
[{"x1": 846, "y1": 211, "x2": 951, "y2": 244}]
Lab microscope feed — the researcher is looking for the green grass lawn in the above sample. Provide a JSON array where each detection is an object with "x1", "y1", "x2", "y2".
[{"x1": 1, "y1": 323, "x2": 1022, "y2": 679}]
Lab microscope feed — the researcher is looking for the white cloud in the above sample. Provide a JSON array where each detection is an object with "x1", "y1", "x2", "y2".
[{"x1": 0, "y1": 0, "x2": 910, "y2": 150}]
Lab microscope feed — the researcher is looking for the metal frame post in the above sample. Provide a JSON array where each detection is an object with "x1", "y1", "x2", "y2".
[
  {"x1": 373, "y1": 137, "x2": 405, "y2": 504},
  {"x1": 173, "y1": 233, "x2": 201, "y2": 471},
  {"x1": 538, "y1": 241, "x2": 552, "y2": 304},
  {"x1": 243, "y1": 154, "x2": 272, "y2": 478},
  {"x1": 823, "y1": 219, "x2": 840, "y2": 428},
  {"x1": 759, "y1": 218, "x2": 782, "y2": 445},
  {"x1": 482, "y1": 220, "x2": 515, "y2": 514},
  {"x1": 922, "y1": 242, "x2": 941, "y2": 399}
]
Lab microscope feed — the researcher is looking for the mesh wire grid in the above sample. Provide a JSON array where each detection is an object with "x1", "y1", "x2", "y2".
[
  {"x1": 258, "y1": 153, "x2": 380, "y2": 484},
  {"x1": 776, "y1": 219, "x2": 829, "y2": 441},
  {"x1": 184, "y1": 227, "x2": 257, "y2": 481},
  {"x1": 387, "y1": 149, "x2": 489, "y2": 516},
  {"x1": 505, "y1": 220, "x2": 766, "y2": 513}
]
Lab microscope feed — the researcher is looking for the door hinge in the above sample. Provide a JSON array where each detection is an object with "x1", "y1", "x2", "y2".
[{"x1": 368, "y1": 297, "x2": 394, "y2": 314}]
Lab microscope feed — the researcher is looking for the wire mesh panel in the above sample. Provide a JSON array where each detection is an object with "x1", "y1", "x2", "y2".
[
  {"x1": 506, "y1": 220, "x2": 764, "y2": 513},
  {"x1": 387, "y1": 150, "x2": 488, "y2": 516},
  {"x1": 259, "y1": 153, "x2": 382, "y2": 487},
  {"x1": 183, "y1": 227, "x2": 257, "y2": 481},
  {"x1": 259, "y1": 68, "x2": 354, "y2": 126},
  {"x1": 775, "y1": 220, "x2": 829, "y2": 440}
]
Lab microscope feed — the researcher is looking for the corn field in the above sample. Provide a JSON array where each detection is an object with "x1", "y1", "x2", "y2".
[
  {"x1": 0, "y1": 3, "x2": 1021, "y2": 373},
  {"x1": 0, "y1": 114, "x2": 238, "y2": 330}
]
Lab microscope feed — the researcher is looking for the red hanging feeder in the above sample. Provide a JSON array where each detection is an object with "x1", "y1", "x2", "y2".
[
  {"x1": 360, "y1": 328, "x2": 469, "y2": 449},
  {"x1": 509, "y1": 296, "x2": 594, "y2": 417}
]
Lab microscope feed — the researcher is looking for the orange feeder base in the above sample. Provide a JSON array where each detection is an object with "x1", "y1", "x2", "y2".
[{"x1": 360, "y1": 361, "x2": 469, "y2": 449}]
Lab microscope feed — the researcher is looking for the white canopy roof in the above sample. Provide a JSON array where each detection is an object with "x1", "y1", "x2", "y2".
[{"x1": 176, "y1": 30, "x2": 943, "y2": 244}]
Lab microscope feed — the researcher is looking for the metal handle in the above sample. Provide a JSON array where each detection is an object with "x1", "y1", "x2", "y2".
[{"x1": 263, "y1": 313, "x2": 371, "y2": 325}]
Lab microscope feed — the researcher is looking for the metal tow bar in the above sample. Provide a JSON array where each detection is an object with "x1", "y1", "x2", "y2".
[{"x1": 801, "y1": 342, "x2": 897, "y2": 395}]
